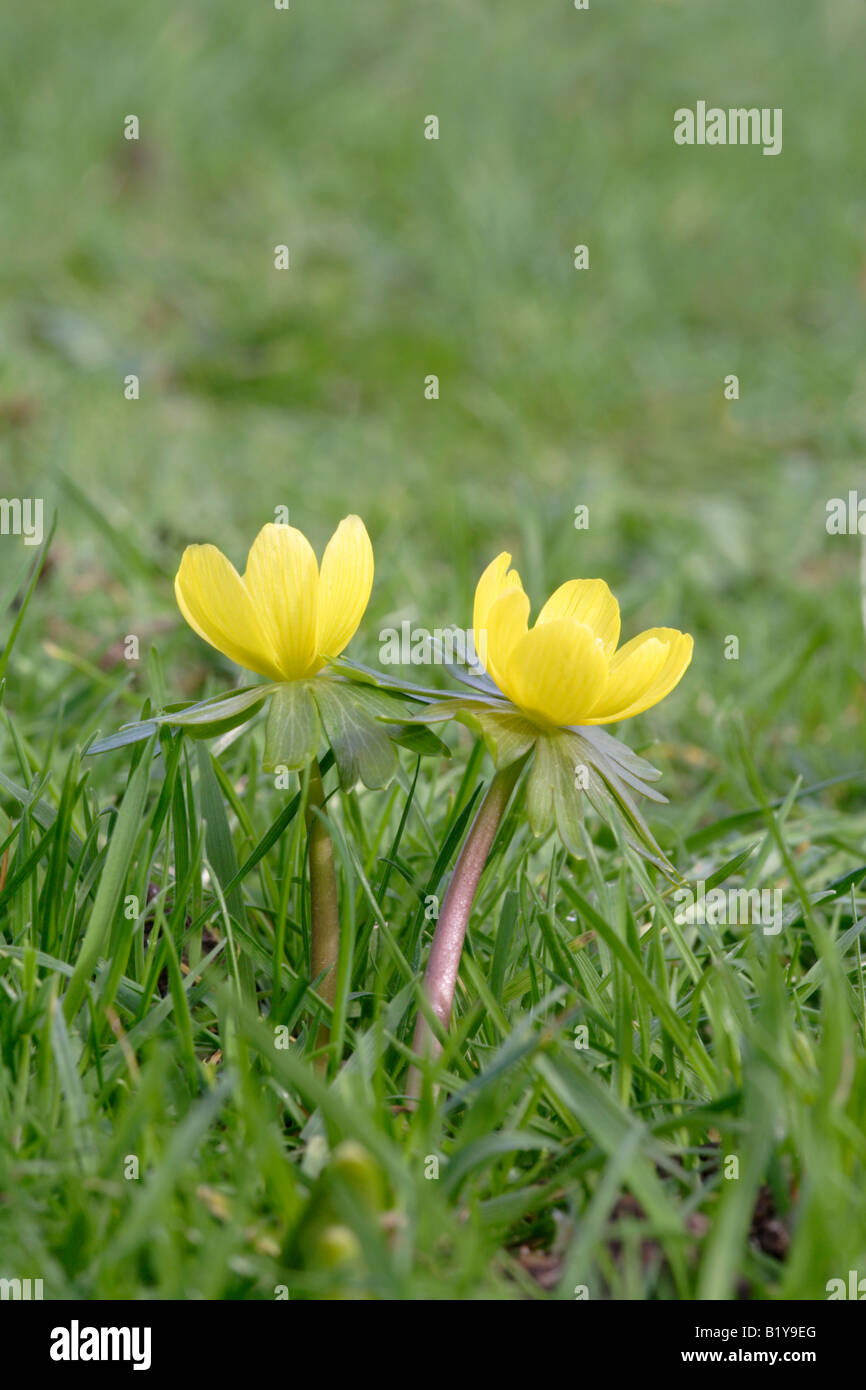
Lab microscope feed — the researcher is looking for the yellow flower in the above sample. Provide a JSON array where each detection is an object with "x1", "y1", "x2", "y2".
[
  {"x1": 473, "y1": 553, "x2": 693, "y2": 727},
  {"x1": 174, "y1": 516, "x2": 374, "y2": 681}
]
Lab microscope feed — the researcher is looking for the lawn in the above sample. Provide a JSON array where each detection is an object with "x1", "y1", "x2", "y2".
[{"x1": 1, "y1": 0, "x2": 865, "y2": 1300}]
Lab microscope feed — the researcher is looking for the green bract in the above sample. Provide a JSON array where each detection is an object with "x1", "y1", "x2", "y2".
[
  {"x1": 87, "y1": 667, "x2": 448, "y2": 792},
  {"x1": 419, "y1": 697, "x2": 671, "y2": 868}
]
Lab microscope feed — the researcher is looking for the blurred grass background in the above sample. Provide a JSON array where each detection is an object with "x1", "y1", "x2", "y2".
[{"x1": 1, "y1": 0, "x2": 865, "y2": 770}]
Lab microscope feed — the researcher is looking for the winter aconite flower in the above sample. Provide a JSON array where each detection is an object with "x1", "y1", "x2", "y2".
[
  {"x1": 93, "y1": 514, "x2": 440, "y2": 790},
  {"x1": 407, "y1": 552, "x2": 694, "y2": 1090},
  {"x1": 409, "y1": 551, "x2": 694, "y2": 864},
  {"x1": 165, "y1": 514, "x2": 435, "y2": 786},
  {"x1": 174, "y1": 516, "x2": 374, "y2": 682},
  {"x1": 473, "y1": 552, "x2": 693, "y2": 728},
  {"x1": 91, "y1": 513, "x2": 441, "y2": 1061}
]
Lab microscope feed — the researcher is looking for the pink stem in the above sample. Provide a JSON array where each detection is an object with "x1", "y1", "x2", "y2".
[{"x1": 408, "y1": 760, "x2": 522, "y2": 1097}]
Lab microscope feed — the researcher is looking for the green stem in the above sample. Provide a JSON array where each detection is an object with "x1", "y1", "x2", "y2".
[
  {"x1": 408, "y1": 758, "x2": 523, "y2": 1099},
  {"x1": 306, "y1": 759, "x2": 340, "y2": 1059}
]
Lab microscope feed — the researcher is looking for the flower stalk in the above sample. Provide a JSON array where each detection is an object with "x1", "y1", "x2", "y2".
[
  {"x1": 306, "y1": 759, "x2": 341, "y2": 1059},
  {"x1": 408, "y1": 757, "x2": 523, "y2": 1098}
]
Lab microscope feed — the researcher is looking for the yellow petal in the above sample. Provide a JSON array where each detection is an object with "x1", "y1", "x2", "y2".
[
  {"x1": 584, "y1": 628, "x2": 693, "y2": 724},
  {"x1": 473, "y1": 553, "x2": 525, "y2": 650},
  {"x1": 315, "y1": 515, "x2": 374, "y2": 661},
  {"x1": 482, "y1": 588, "x2": 530, "y2": 690},
  {"x1": 243, "y1": 524, "x2": 319, "y2": 679},
  {"x1": 589, "y1": 633, "x2": 669, "y2": 715},
  {"x1": 174, "y1": 544, "x2": 284, "y2": 680},
  {"x1": 536, "y1": 579, "x2": 621, "y2": 658},
  {"x1": 503, "y1": 618, "x2": 608, "y2": 727}
]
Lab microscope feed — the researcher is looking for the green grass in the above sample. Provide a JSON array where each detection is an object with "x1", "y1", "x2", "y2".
[{"x1": 1, "y1": 0, "x2": 866, "y2": 1299}]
